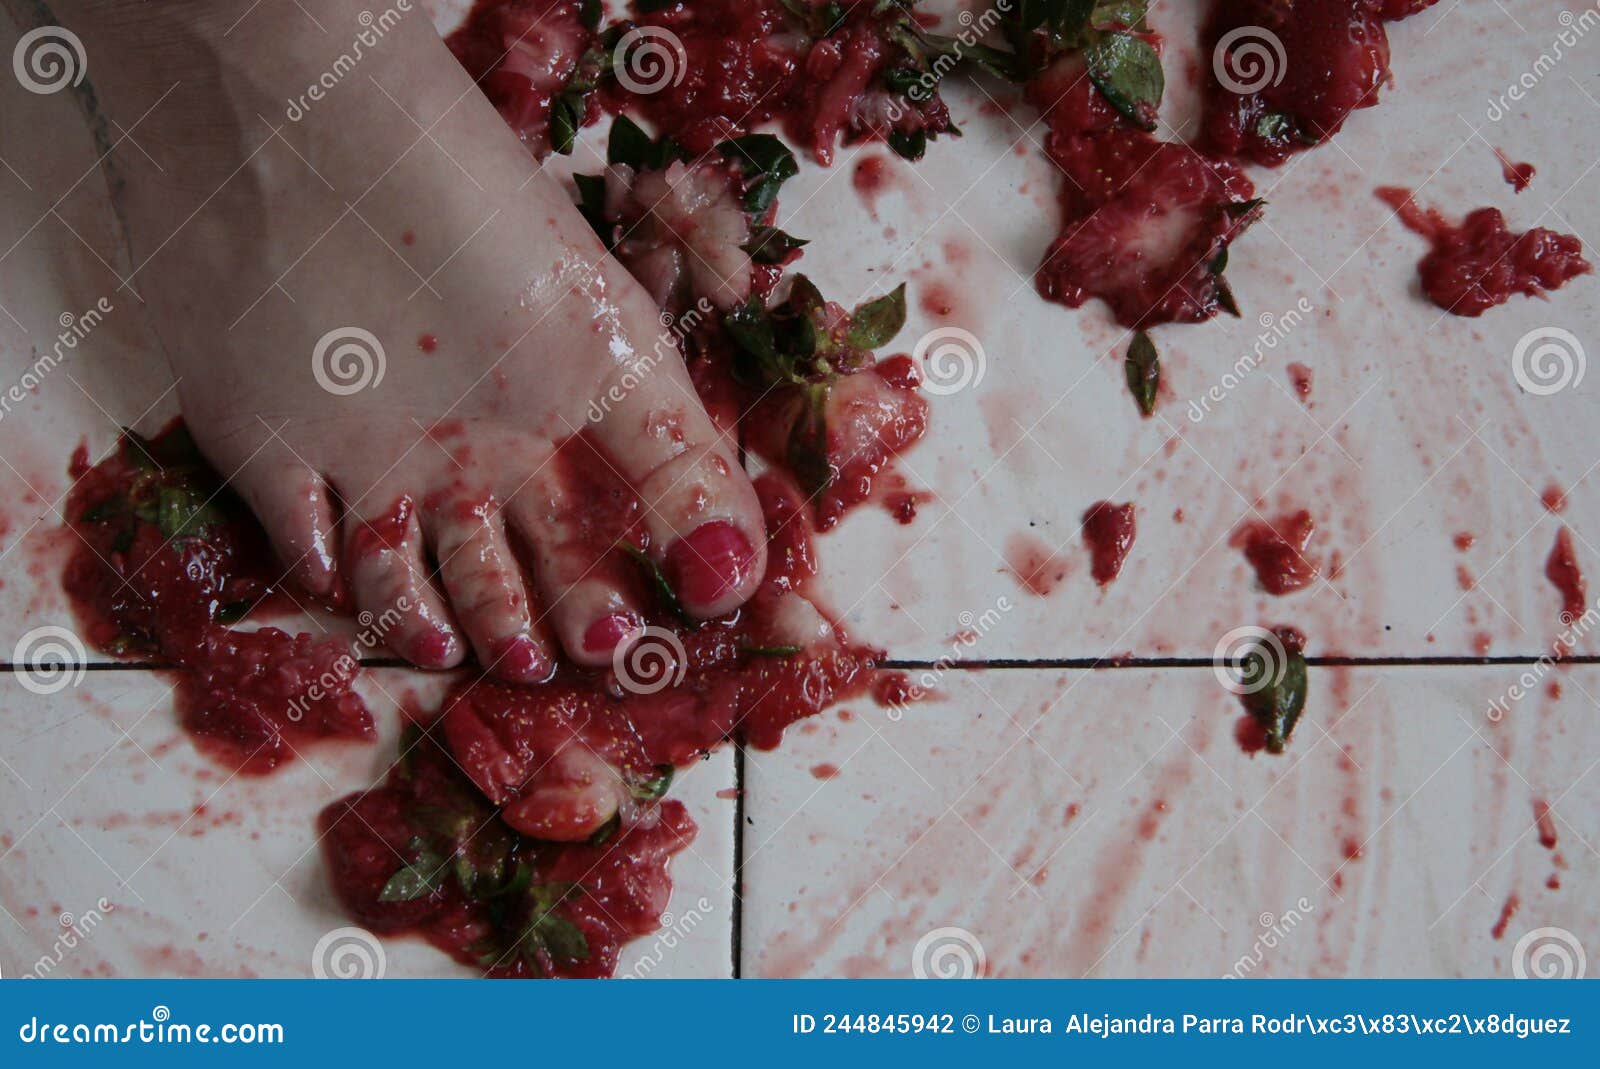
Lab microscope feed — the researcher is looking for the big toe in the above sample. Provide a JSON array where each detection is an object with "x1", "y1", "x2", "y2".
[{"x1": 589, "y1": 357, "x2": 766, "y2": 619}]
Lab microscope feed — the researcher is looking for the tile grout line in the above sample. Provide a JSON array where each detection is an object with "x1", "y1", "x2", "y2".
[
  {"x1": 12, "y1": 653, "x2": 1600, "y2": 674},
  {"x1": 731, "y1": 741, "x2": 746, "y2": 980}
]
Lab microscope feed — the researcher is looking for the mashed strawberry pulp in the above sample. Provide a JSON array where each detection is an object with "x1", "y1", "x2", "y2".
[
  {"x1": 597, "y1": 0, "x2": 952, "y2": 165},
  {"x1": 1375, "y1": 187, "x2": 1591, "y2": 316},
  {"x1": 63, "y1": 424, "x2": 899, "y2": 976},
  {"x1": 1202, "y1": 0, "x2": 1412, "y2": 167},
  {"x1": 1026, "y1": 42, "x2": 1261, "y2": 328},
  {"x1": 1082, "y1": 501, "x2": 1136, "y2": 585},
  {"x1": 63, "y1": 427, "x2": 372, "y2": 774}
]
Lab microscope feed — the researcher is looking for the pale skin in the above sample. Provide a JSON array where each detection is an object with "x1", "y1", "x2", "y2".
[{"x1": 23, "y1": 0, "x2": 769, "y2": 679}]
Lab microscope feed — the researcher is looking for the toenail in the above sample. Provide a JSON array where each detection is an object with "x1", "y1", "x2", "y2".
[
  {"x1": 583, "y1": 613, "x2": 641, "y2": 655},
  {"x1": 665, "y1": 521, "x2": 756, "y2": 609},
  {"x1": 490, "y1": 634, "x2": 551, "y2": 683},
  {"x1": 407, "y1": 629, "x2": 458, "y2": 669}
]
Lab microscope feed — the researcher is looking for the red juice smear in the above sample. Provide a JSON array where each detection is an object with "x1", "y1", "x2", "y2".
[
  {"x1": 853, "y1": 153, "x2": 893, "y2": 212},
  {"x1": 1533, "y1": 800, "x2": 1558, "y2": 850},
  {"x1": 1287, "y1": 362, "x2": 1313, "y2": 401},
  {"x1": 1005, "y1": 534, "x2": 1070, "y2": 598},
  {"x1": 1545, "y1": 527, "x2": 1586, "y2": 628},
  {"x1": 1493, "y1": 147, "x2": 1535, "y2": 192},
  {"x1": 1234, "y1": 714, "x2": 1269, "y2": 754},
  {"x1": 1491, "y1": 893, "x2": 1520, "y2": 940}
]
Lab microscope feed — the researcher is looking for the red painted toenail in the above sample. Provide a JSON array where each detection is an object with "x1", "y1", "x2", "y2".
[
  {"x1": 583, "y1": 613, "x2": 640, "y2": 655},
  {"x1": 407, "y1": 629, "x2": 457, "y2": 668},
  {"x1": 665, "y1": 521, "x2": 756, "y2": 609},
  {"x1": 490, "y1": 634, "x2": 550, "y2": 683}
]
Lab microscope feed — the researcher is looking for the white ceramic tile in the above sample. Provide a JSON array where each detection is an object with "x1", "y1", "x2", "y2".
[
  {"x1": 0, "y1": 669, "x2": 734, "y2": 978},
  {"x1": 4, "y1": 4, "x2": 1596, "y2": 660},
  {"x1": 775, "y1": 2, "x2": 1600, "y2": 660},
  {"x1": 740, "y1": 666, "x2": 1599, "y2": 977},
  {"x1": 0, "y1": 11, "x2": 178, "y2": 654}
]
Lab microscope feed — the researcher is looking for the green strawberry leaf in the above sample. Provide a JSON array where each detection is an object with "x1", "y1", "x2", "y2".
[
  {"x1": 1124, "y1": 330, "x2": 1159, "y2": 416},
  {"x1": 625, "y1": 764, "x2": 675, "y2": 802},
  {"x1": 1084, "y1": 31, "x2": 1163, "y2": 131},
  {"x1": 615, "y1": 539, "x2": 689, "y2": 622},
  {"x1": 718, "y1": 134, "x2": 800, "y2": 214},
  {"x1": 1240, "y1": 642, "x2": 1308, "y2": 754},
  {"x1": 845, "y1": 283, "x2": 908, "y2": 350},
  {"x1": 742, "y1": 225, "x2": 809, "y2": 264}
]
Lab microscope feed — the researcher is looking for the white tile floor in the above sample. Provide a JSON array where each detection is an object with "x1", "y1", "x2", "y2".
[{"x1": 0, "y1": 1, "x2": 1596, "y2": 978}]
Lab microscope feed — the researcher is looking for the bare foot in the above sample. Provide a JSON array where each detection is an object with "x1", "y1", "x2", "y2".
[{"x1": 45, "y1": 0, "x2": 767, "y2": 678}]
